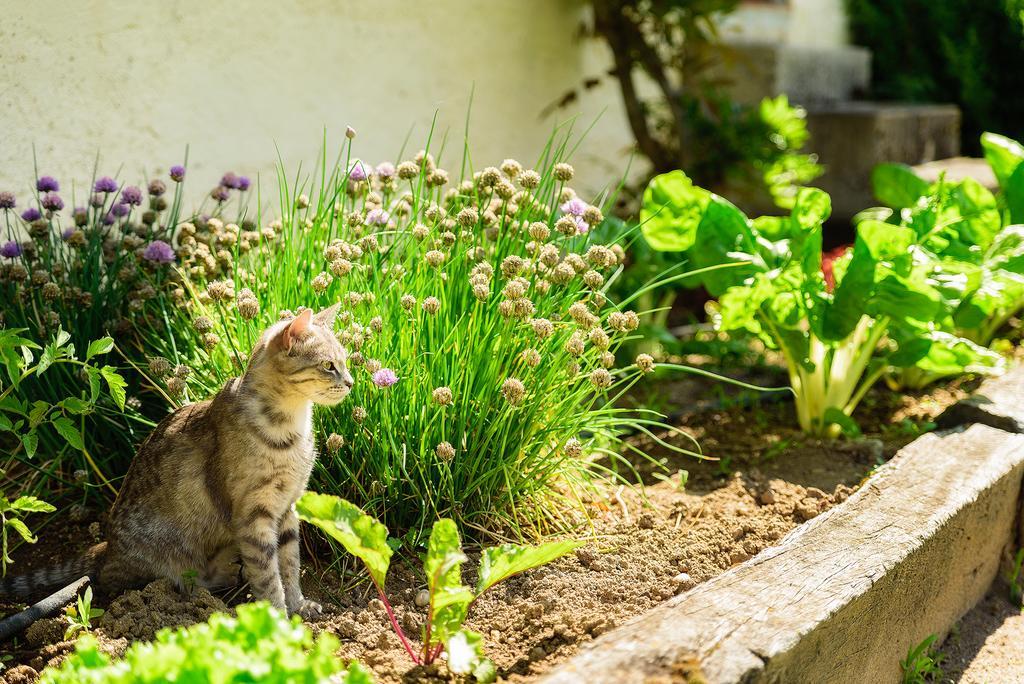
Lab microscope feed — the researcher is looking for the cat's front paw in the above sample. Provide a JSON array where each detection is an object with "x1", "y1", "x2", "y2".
[{"x1": 293, "y1": 598, "x2": 323, "y2": 620}]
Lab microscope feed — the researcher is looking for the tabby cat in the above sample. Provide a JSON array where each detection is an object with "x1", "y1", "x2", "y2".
[{"x1": 0, "y1": 304, "x2": 353, "y2": 618}]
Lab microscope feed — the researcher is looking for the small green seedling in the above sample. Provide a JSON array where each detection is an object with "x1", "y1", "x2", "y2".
[
  {"x1": 1007, "y1": 548, "x2": 1024, "y2": 608},
  {"x1": 296, "y1": 492, "x2": 583, "y2": 680},
  {"x1": 900, "y1": 634, "x2": 945, "y2": 684},
  {"x1": 64, "y1": 586, "x2": 104, "y2": 640},
  {"x1": 0, "y1": 494, "x2": 56, "y2": 576}
]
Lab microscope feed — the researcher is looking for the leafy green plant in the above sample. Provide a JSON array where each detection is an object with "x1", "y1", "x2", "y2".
[
  {"x1": 640, "y1": 171, "x2": 998, "y2": 436},
  {"x1": 900, "y1": 634, "x2": 945, "y2": 684},
  {"x1": 63, "y1": 586, "x2": 104, "y2": 640},
  {"x1": 42, "y1": 602, "x2": 371, "y2": 683},
  {"x1": 867, "y1": 132, "x2": 1024, "y2": 386},
  {"x1": 0, "y1": 493, "x2": 55, "y2": 576},
  {"x1": 296, "y1": 491, "x2": 581, "y2": 678},
  {"x1": 0, "y1": 164, "x2": 254, "y2": 505},
  {"x1": 0, "y1": 328, "x2": 127, "y2": 503},
  {"x1": 141, "y1": 128, "x2": 735, "y2": 540}
]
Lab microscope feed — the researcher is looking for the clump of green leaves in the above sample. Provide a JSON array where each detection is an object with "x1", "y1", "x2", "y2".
[
  {"x1": 0, "y1": 494, "x2": 55, "y2": 576},
  {"x1": 296, "y1": 491, "x2": 582, "y2": 679},
  {"x1": 42, "y1": 602, "x2": 372, "y2": 684},
  {"x1": 641, "y1": 171, "x2": 1000, "y2": 436},
  {"x1": 64, "y1": 586, "x2": 104, "y2": 640},
  {"x1": 900, "y1": 634, "x2": 945, "y2": 684},
  {"x1": 871, "y1": 133, "x2": 1024, "y2": 352},
  {"x1": 0, "y1": 328, "x2": 126, "y2": 498}
]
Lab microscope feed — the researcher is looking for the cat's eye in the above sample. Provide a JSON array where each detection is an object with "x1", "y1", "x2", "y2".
[{"x1": 320, "y1": 361, "x2": 335, "y2": 373}]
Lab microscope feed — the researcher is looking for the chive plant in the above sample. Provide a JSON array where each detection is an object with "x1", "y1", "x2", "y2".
[
  {"x1": 143, "y1": 126, "x2": 726, "y2": 541},
  {"x1": 0, "y1": 163, "x2": 253, "y2": 505}
]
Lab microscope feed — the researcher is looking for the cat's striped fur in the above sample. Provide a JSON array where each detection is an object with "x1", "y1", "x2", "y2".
[{"x1": 0, "y1": 305, "x2": 353, "y2": 618}]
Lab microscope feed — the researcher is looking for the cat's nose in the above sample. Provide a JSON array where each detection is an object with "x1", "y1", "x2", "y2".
[{"x1": 343, "y1": 376, "x2": 354, "y2": 389}]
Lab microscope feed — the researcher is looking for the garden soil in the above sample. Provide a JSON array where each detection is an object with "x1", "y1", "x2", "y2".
[{"x1": 0, "y1": 381, "x2": 968, "y2": 683}]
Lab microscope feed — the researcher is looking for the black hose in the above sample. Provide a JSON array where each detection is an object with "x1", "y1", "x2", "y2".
[{"x1": 0, "y1": 576, "x2": 90, "y2": 643}]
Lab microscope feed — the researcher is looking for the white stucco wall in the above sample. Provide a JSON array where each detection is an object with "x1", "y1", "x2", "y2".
[
  {"x1": 0, "y1": 1, "x2": 852, "y2": 209},
  {"x1": 0, "y1": 0, "x2": 636, "y2": 209}
]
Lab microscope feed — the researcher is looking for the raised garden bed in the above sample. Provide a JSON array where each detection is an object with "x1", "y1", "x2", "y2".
[{"x1": 3, "y1": 369, "x2": 1013, "y2": 683}]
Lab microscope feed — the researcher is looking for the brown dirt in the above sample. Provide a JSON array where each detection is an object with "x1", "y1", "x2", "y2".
[
  {"x1": 942, "y1": 582, "x2": 1024, "y2": 683},
  {"x1": 0, "y1": 379, "x2": 970, "y2": 682}
]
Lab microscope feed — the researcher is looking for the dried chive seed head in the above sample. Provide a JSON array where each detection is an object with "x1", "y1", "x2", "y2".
[
  {"x1": 590, "y1": 368, "x2": 613, "y2": 389},
  {"x1": 352, "y1": 406, "x2": 368, "y2": 423},
  {"x1": 193, "y1": 316, "x2": 214, "y2": 333},
  {"x1": 435, "y1": 441, "x2": 456, "y2": 461},
  {"x1": 148, "y1": 356, "x2": 172, "y2": 377},
  {"x1": 422, "y1": 296, "x2": 440, "y2": 315},
  {"x1": 635, "y1": 353, "x2": 655, "y2": 373},
  {"x1": 553, "y1": 163, "x2": 575, "y2": 182},
  {"x1": 432, "y1": 386, "x2": 454, "y2": 406},
  {"x1": 501, "y1": 377, "x2": 526, "y2": 405},
  {"x1": 565, "y1": 437, "x2": 583, "y2": 459},
  {"x1": 326, "y1": 433, "x2": 345, "y2": 453},
  {"x1": 520, "y1": 348, "x2": 541, "y2": 367}
]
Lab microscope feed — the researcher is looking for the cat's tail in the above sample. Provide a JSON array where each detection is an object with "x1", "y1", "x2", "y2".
[{"x1": 0, "y1": 542, "x2": 107, "y2": 600}]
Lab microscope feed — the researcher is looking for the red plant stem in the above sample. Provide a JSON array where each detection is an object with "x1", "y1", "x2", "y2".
[{"x1": 375, "y1": 584, "x2": 421, "y2": 665}]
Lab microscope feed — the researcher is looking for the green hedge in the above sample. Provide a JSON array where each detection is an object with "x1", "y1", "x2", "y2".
[{"x1": 847, "y1": 0, "x2": 1024, "y2": 153}]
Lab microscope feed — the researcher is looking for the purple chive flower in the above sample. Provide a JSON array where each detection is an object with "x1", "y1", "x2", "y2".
[
  {"x1": 142, "y1": 240, "x2": 176, "y2": 264},
  {"x1": 111, "y1": 202, "x2": 130, "y2": 218},
  {"x1": 573, "y1": 216, "x2": 590, "y2": 234},
  {"x1": 210, "y1": 186, "x2": 230, "y2": 202},
  {"x1": 94, "y1": 176, "x2": 118, "y2": 193},
  {"x1": 220, "y1": 172, "x2": 240, "y2": 189},
  {"x1": 61, "y1": 227, "x2": 75, "y2": 240},
  {"x1": 0, "y1": 241, "x2": 22, "y2": 258},
  {"x1": 371, "y1": 368, "x2": 399, "y2": 388},
  {"x1": 41, "y1": 193, "x2": 64, "y2": 212},
  {"x1": 376, "y1": 162, "x2": 396, "y2": 179},
  {"x1": 560, "y1": 197, "x2": 588, "y2": 216},
  {"x1": 237, "y1": 176, "x2": 251, "y2": 192},
  {"x1": 36, "y1": 176, "x2": 59, "y2": 192},
  {"x1": 170, "y1": 165, "x2": 186, "y2": 182},
  {"x1": 0, "y1": 192, "x2": 15, "y2": 209},
  {"x1": 102, "y1": 212, "x2": 116, "y2": 225},
  {"x1": 365, "y1": 207, "x2": 390, "y2": 225},
  {"x1": 120, "y1": 186, "x2": 143, "y2": 206},
  {"x1": 21, "y1": 207, "x2": 42, "y2": 222},
  {"x1": 348, "y1": 160, "x2": 368, "y2": 182}
]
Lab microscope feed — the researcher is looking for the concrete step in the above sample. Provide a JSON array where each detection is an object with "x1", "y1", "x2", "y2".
[
  {"x1": 805, "y1": 102, "x2": 962, "y2": 220},
  {"x1": 718, "y1": 41, "x2": 871, "y2": 105}
]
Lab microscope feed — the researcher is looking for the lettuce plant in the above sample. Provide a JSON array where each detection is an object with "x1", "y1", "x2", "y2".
[
  {"x1": 296, "y1": 491, "x2": 581, "y2": 680},
  {"x1": 640, "y1": 171, "x2": 997, "y2": 436},
  {"x1": 41, "y1": 602, "x2": 371, "y2": 683}
]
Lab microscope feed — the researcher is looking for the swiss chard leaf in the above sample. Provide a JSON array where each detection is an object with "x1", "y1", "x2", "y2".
[
  {"x1": 639, "y1": 171, "x2": 710, "y2": 252},
  {"x1": 424, "y1": 519, "x2": 473, "y2": 647},
  {"x1": 871, "y1": 163, "x2": 929, "y2": 208},
  {"x1": 981, "y1": 132, "x2": 1024, "y2": 187},
  {"x1": 295, "y1": 492, "x2": 392, "y2": 588},
  {"x1": 475, "y1": 539, "x2": 583, "y2": 596}
]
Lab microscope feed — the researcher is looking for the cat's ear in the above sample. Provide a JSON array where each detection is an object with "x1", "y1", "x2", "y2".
[
  {"x1": 281, "y1": 308, "x2": 313, "y2": 351},
  {"x1": 313, "y1": 302, "x2": 341, "y2": 330}
]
